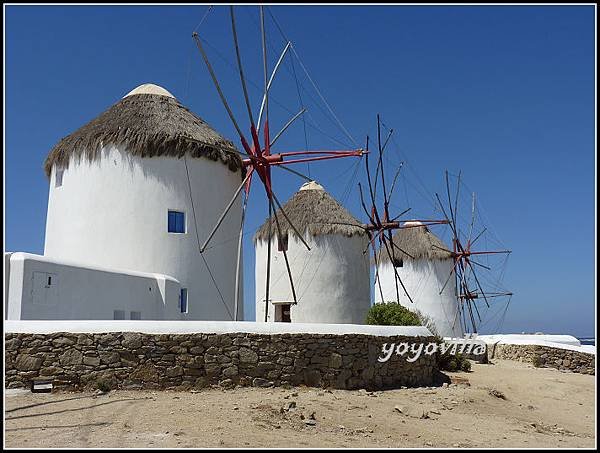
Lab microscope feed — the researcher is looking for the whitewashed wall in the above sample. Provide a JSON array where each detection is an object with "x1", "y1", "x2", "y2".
[
  {"x1": 6, "y1": 252, "x2": 182, "y2": 320},
  {"x1": 374, "y1": 259, "x2": 464, "y2": 338},
  {"x1": 5, "y1": 252, "x2": 13, "y2": 316},
  {"x1": 255, "y1": 234, "x2": 371, "y2": 324},
  {"x1": 44, "y1": 146, "x2": 243, "y2": 321}
]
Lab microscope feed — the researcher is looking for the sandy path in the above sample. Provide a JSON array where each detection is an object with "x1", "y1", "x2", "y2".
[{"x1": 4, "y1": 359, "x2": 595, "y2": 448}]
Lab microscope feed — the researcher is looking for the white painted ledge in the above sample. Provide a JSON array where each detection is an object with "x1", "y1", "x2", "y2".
[
  {"x1": 4, "y1": 320, "x2": 432, "y2": 337},
  {"x1": 478, "y1": 334, "x2": 595, "y2": 355}
]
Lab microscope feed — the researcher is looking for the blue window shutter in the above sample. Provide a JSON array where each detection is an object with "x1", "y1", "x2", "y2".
[
  {"x1": 177, "y1": 212, "x2": 184, "y2": 233},
  {"x1": 168, "y1": 210, "x2": 185, "y2": 233},
  {"x1": 168, "y1": 211, "x2": 175, "y2": 232},
  {"x1": 180, "y1": 288, "x2": 188, "y2": 313}
]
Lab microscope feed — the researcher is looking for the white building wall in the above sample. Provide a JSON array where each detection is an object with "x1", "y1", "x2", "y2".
[
  {"x1": 6, "y1": 252, "x2": 182, "y2": 320},
  {"x1": 374, "y1": 259, "x2": 464, "y2": 338},
  {"x1": 255, "y1": 234, "x2": 370, "y2": 324},
  {"x1": 5, "y1": 252, "x2": 13, "y2": 316},
  {"x1": 43, "y1": 146, "x2": 243, "y2": 321}
]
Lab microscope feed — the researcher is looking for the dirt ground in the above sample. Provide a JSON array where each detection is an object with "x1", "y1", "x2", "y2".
[{"x1": 4, "y1": 359, "x2": 596, "y2": 448}]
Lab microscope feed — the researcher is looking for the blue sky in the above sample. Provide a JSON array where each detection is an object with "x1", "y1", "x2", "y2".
[{"x1": 5, "y1": 5, "x2": 596, "y2": 336}]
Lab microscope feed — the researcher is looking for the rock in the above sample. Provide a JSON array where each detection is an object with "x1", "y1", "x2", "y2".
[
  {"x1": 238, "y1": 348, "x2": 258, "y2": 364},
  {"x1": 304, "y1": 369, "x2": 322, "y2": 387},
  {"x1": 52, "y1": 337, "x2": 75, "y2": 347},
  {"x1": 119, "y1": 350, "x2": 138, "y2": 366},
  {"x1": 488, "y1": 389, "x2": 506, "y2": 400},
  {"x1": 252, "y1": 378, "x2": 273, "y2": 388},
  {"x1": 194, "y1": 377, "x2": 209, "y2": 389},
  {"x1": 122, "y1": 333, "x2": 143, "y2": 349},
  {"x1": 77, "y1": 334, "x2": 94, "y2": 346},
  {"x1": 15, "y1": 354, "x2": 43, "y2": 371},
  {"x1": 83, "y1": 356, "x2": 101, "y2": 367},
  {"x1": 39, "y1": 366, "x2": 63, "y2": 376},
  {"x1": 222, "y1": 366, "x2": 239, "y2": 378},
  {"x1": 59, "y1": 349, "x2": 83, "y2": 366},
  {"x1": 131, "y1": 363, "x2": 159, "y2": 383},
  {"x1": 99, "y1": 351, "x2": 120, "y2": 365},
  {"x1": 5, "y1": 338, "x2": 22, "y2": 351},
  {"x1": 166, "y1": 366, "x2": 184, "y2": 377},
  {"x1": 304, "y1": 419, "x2": 317, "y2": 426},
  {"x1": 329, "y1": 353, "x2": 343, "y2": 369},
  {"x1": 204, "y1": 363, "x2": 221, "y2": 378},
  {"x1": 219, "y1": 379, "x2": 235, "y2": 389}
]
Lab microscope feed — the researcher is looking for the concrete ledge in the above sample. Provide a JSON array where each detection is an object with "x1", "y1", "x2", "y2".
[{"x1": 4, "y1": 320, "x2": 432, "y2": 337}]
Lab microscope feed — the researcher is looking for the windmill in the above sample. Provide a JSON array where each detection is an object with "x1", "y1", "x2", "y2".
[
  {"x1": 434, "y1": 171, "x2": 513, "y2": 333},
  {"x1": 191, "y1": 6, "x2": 365, "y2": 320},
  {"x1": 325, "y1": 115, "x2": 449, "y2": 305},
  {"x1": 362, "y1": 116, "x2": 450, "y2": 306}
]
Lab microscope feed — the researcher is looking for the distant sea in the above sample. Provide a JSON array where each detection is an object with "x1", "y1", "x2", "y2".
[{"x1": 578, "y1": 337, "x2": 595, "y2": 346}]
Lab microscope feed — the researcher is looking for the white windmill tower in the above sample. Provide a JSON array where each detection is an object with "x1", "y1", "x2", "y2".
[
  {"x1": 254, "y1": 181, "x2": 371, "y2": 324},
  {"x1": 374, "y1": 221, "x2": 463, "y2": 337},
  {"x1": 43, "y1": 83, "x2": 244, "y2": 321}
]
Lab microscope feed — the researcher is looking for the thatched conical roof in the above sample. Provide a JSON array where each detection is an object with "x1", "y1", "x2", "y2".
[
  {"x1": 44, "y1": 83, "x2": 243, "y2": 177},
  {"x1": 378, "y1": 221, "x2": 453, "y2": 262},
  {"x1": 254, "y1": 181, "x2": 365, "y2": 242}
]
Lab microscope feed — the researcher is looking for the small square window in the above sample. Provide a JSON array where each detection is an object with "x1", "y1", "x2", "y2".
[
  {"x1": 179, "y1": 288, "x2": 188, "y2": 314},
  {"x1": 55, "y1": 170, "x2": 64, "y2": 188},
  {"x1": 130, "y1": 311, "x2": 141, "y2": 320},
  {"x1": 168, "y1": 210, "x2": 186, "y2": 233},
  {"x1": 113, "y1": 310, "x2": 125, "y2": 320}
]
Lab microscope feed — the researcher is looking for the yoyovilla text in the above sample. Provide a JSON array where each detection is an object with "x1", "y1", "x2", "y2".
[{"x1": 378, "y1": 339, "x2": 487, "y2": 363}]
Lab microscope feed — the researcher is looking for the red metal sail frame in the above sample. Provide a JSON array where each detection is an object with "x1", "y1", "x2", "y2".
[
  {"x1": 435, "y1": 171, "x2": 513, "y2": 333},
  {"x1": 192, "y1": 6, "x2": 364, "y2": 321},
  {"x1": 346, "y1": 115, "x2": 450, "y2": 306}
]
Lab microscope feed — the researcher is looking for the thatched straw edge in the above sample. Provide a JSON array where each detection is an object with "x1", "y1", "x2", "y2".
[
  {"x1": 254, "y1": 189, "x2": 365, "y2": 242},
  {"x1": 43, "y1": 94, "x2": 243, "y2": 177},
  {"x1": 377, "y1": 225, "x2": 453, "y2": 262}
]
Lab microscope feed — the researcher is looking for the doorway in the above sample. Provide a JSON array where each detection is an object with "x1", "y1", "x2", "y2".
[{"x1": 275, "y1": 303, "x2": 291, "y2": 322}]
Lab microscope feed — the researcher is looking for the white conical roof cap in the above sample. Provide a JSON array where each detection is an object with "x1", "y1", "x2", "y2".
[
  {"x1": 123, "y1": 83, "x2": 175, "y2": 99},
  {"x1": 299, "y1": 180, "x2": 325, "y2": 191},
  {"x1": 403, "y1": 220, "x2": 424, "y2": 227}
]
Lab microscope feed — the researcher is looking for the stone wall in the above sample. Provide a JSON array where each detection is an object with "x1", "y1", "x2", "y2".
[
  {"x1": 487, "y1": 343, "x2": 595, "y2": 375},
  {"x1": 5, "y1": 332, "x2": 438, "y2": 391}
]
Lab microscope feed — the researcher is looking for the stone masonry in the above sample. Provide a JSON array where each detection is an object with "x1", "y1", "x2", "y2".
[
  {"x1": 487, "y1": 343, "x2": 595, "y2": 375},
  {"x1": 5, "y1": 332, "x2": 438, "y2": 391}
]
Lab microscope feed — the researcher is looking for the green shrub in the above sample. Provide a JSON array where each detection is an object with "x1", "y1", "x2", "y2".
[
  {"x1": 439, "y1": 352, "x2": 472, "y2": 372},
  {"x1": 96, "y1": 379, "x2": 112, "y2": 393},
  {"x1": 365, "y1": 303, "x2": 422, "y2": 326},
  {"x1": 460, "y1": 358, "x2": 472, "y2": 372}
]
